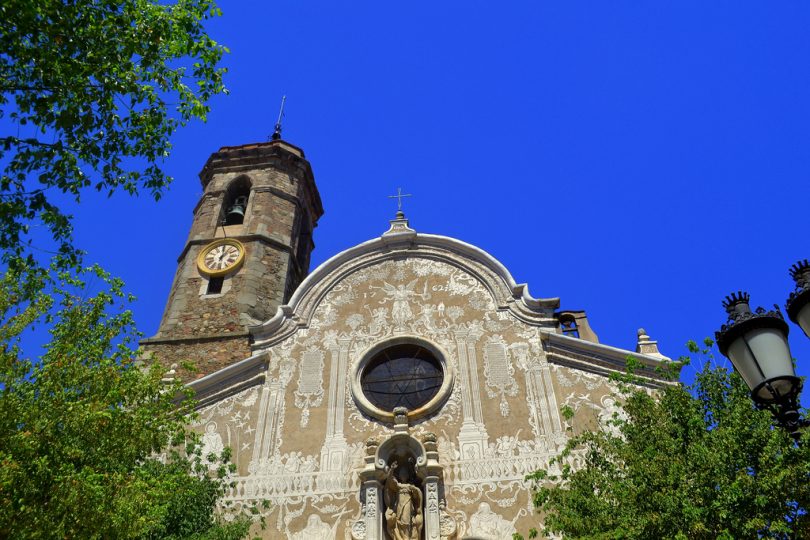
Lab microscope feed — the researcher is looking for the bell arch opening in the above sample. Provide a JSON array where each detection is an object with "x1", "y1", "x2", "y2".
[{"x1": 222, "y1": 175, "x2": 252, "y2": 226}]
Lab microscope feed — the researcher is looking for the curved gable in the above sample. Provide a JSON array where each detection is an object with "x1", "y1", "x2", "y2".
[{"x1": 250, "y1": 219, "x2": 559, "y2": 348}]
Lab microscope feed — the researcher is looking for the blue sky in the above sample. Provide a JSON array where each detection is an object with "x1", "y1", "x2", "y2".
[{"x1": 65, "y1": 2, "x2": 810, "y2": 387}]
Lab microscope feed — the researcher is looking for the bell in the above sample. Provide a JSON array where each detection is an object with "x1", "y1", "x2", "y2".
[{"x1": 225, "y1": 195, "x2": 247, "y2": 225}]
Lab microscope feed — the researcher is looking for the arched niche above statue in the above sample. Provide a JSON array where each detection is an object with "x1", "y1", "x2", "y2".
[{"x1": 374, "y1": 425, "x2": 427, "y2": 476}]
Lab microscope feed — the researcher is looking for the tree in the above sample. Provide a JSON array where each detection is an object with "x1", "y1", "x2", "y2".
[
  {"x1": 0, "y1": 265, "x2": 253, "y2": 538},
  {"x1": 0, "y1": 0, "x2": 227, "y2": 271},
  {"x1": 0, "y1": 3, "x2": 241, "y2": 535},
  {"x1": 520, "y1": 341, "x2": 810, "y2": 540}
]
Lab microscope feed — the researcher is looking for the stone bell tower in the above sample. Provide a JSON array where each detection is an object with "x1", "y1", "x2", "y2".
[{"x1": 141, "y1": 137, "x2": 323, "y2": 378}]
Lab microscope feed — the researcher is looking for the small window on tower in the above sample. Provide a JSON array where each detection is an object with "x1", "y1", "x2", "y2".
[
  {"x1": 206, "y1": 276, "x2": 224, "y2": 295},
  {"x1": 296, "y1": 212, "x2": 312, "y2": 266},
  {"x1": 561, "y1": 317, "x2": 579, "y2": 338}
]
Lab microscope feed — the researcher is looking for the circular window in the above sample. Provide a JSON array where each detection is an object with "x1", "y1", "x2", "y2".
[
  {"x1": 361, "y1": 344, "x2": 443, "y2": 412},
  {"x1": 352, "y1": 338, "x2": 453, "y2": 422}
]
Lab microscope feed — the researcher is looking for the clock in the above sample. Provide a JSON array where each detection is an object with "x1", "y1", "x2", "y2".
[{"x1": 196, "y1": 239, "x2": 246, "y2": 277}]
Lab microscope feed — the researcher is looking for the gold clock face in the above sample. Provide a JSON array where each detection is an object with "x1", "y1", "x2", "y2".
[{"x1": 196, "y1": 239, "x2": 245, "y2": 277}]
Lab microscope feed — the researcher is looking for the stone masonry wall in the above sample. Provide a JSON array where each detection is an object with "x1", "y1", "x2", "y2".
[
  {"x1": 143, "y1": 141, "x2": 323, "y2": 380},
  {"x1": 143, "y1": 240, "x2": 293, "y2": 377},
  {"x1": 142, "y1": 335, "x2": 252, "y2": 381}
]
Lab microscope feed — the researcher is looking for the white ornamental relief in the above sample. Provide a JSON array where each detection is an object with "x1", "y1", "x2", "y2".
[
  {"x1": 241, "y1": 449, "x2": 324, "y2": 505},
  {"x1": 411, "y1": 258, "x2": 453, "y2": 277},
  {"x1": 551, "y1": 363, "x2": 609, "y2": 391},
  {"x1": 294, "y1": 347, "x2": 325, "y2": 427},
  {"x1": 312, "y1": 258, "x2": 503, "y2": 365},
  {"x1": 365, "y1": 306, "x2": 390, "y2": 335},
  {"x1": 467, "y1": 502, "x2": 520, "y2": 540},
  {"x1": 560, "y1": 388, "x2": 621, "y2": 435},
  {"x1": 439, "y1": 502, "x2": 460, "y2": 540},
  {"x1": 235, "y1": 254, "x2": 590, "y2": 532},
  {"x1": 192, "y1": 385, "x2": 258, "y2": 472},
  {"x1": 287, "y1": 514, "x2": 340, "y2": 540},
  {"x1": 310, "y1": 302, "x2": 338, "y2": 328},
  {"x1": 430, "y1": 269, "x2": 477, "y2": 296},
  {"x1": 373, "y1": 279, "x2": 431, "y2": 331},
  {"x1": 366, "y1": 486, "x2": 378, "y2": 518},
  {"x1": 482, "y1": 335, "x2": 518, "y2": 416},
  {"x1": 327, "y1": 281, "x2": 357, "y2": 307},
  {"x1": 200, "y1": 421, "x2": 224, "y2": 468},
  {"x1": 484, "y1": 312, "x2": 515, "y2": 333},
  {"x1": 193, "y1": 384, "x2": 257, "y2": 426},
  {"x1": 350, "y1": 518, "x2": 367, "y2": 540},
  {"x1": 598, "y1": 394, "x2": 629, "y2": 438},
  {"x1": 426, "y1": 483, "x2": 439, "y2": 513}
]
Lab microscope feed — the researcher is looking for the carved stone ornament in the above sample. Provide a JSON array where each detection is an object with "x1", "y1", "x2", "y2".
[
  {"x1": 350, "y1": 518, "x2": 367, "y2": 540},
  {"x1": 438, "y1": 500, "x2": 458, "y2": 540}
]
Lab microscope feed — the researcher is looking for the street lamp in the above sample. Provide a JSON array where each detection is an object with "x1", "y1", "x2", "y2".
[
  {"x1": 715, "y1": 261, "x2": 810, "y2": 440},
  {"x1": 786, "y1": 259, "x2": 810, "y2": 338}
]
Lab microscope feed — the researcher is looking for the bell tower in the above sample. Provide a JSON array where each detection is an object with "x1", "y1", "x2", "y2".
[{"x1": 141, "y1": 138, "x2": 323, "y2": 378}]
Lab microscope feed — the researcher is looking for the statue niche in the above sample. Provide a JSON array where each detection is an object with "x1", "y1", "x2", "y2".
[
  {"x1": 356, "y1": 408, "x2": 445, "y2": 540},
  {"x1": 384, "y1": 457, "x2": 423, "y2": 540}
]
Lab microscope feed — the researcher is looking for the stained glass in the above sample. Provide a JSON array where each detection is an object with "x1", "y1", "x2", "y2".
[{"x1": 360, "y1": 344, "x2": 443, "y2": 412}]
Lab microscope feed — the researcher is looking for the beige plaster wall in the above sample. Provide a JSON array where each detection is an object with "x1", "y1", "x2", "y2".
[{"x1": 192, "y1": 255, "x2": 628, "y2": 539}]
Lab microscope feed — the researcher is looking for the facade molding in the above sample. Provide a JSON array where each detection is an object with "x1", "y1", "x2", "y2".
[{"x1": 250, "y1": 230, "x2": 561, "y2": 349}]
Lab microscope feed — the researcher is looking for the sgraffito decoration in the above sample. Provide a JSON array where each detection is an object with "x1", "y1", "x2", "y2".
[
  {"x1": 482, "y1": 335, "x2": 518, "y2": 416},
  {"x1": 191, "y1": 241, "x2": 650, "y2": 539},
  {"x1": 294, "y1": 347, "x2": 325, "y2": 427}
]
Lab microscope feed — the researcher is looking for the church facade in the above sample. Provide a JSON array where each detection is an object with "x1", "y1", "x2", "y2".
[{"x1": 142, "y1": 137, "x2": 671, "y2": 540}]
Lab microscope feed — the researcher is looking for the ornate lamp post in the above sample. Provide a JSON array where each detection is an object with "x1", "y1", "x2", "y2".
[
  {"x1": 786, "y1": 259, "x2": 810, "y2": 338},
  {"x1": 715, "y1": 260, "x2": 810, "y2": 440}
]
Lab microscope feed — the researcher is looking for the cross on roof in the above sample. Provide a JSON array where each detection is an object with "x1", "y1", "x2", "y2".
[{"x1": 387, "y1": 187, "x2": 412, "y2": 213}]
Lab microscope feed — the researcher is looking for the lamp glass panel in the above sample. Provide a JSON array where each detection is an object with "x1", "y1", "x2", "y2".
[
  {"x1": 797, "y1": 303, "x2": 810, "y2": 338},
  {"x1": 754, "y1": 378, "x2": 796, "y2": 401},
  {"x1": 726, "y1": 337, "x2": 765, "y2": 392},
  {"x1": 745, "y1": 327, "x2": 793, "y2": 377},
  {"x1": 744, "y1": 328, "x2": 795, "y2": 401}
]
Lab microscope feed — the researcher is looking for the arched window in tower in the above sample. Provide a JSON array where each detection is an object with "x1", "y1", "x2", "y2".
[
  {"x1": 222, "y1": 176, "x2": 252, "y2": 226},
  {"x1": 560, "y1": 315, "x2": 580, "y2": 338}
]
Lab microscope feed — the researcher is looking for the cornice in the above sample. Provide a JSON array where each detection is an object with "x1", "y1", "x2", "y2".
[
  {"x1": 544, "y1": 332, "x2": 676, "y2": 386},
  {"x1": 176, "y1": 234, "x2": 295, "y2": 263},
  {"x1": 186, "y1": 352, "x2": 269, "y2": 408},
  {"x1": 141, "y1": 330, "x2": 250, "y2": 346}
]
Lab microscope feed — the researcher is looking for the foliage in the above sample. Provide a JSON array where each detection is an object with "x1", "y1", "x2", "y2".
[
  {"x1": 0, "y1": 0, "x2": 227, "y2": 271},
  {"x1": 0, "y1": 265, "x2": 251, "y2": 539},
  {"x1": 0, "y1": 2, "x2": 241, "y2": 537},
  {"x1": 518, "y1": 340, "x2": 810, "y2": 540}
]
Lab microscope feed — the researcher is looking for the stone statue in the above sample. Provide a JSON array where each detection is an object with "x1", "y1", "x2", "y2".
[{"x1": 384, "y1": 459, "x2": 423, "y2": 540}]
